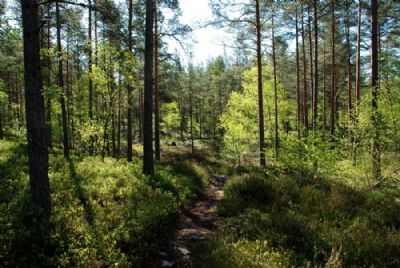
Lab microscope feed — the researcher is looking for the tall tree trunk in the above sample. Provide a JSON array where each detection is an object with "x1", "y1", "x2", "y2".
[
  {"x1": 301, "y1": 4, "x2": 308, "y2": 131},
  {"x1": 272, "y1": 11, "x2": 278, "y2": 160},
  {"x1": 88, "y1": 0, "x2": 94, "y2": 155},
  {"x1": 127, "y1": 0, "x2": 133, "y2": 162},
  {"x1": 330, "y1": 0, "x2": 336, "y2": 143},
  {"x1": 154, "y1": 3, "x2": 161, "y2": 161},
  {"x1": 88, "y1": 0, "x2": 93, "y2": 120},
  {"x1": 56, "y1": 0, "x2": 69, "y2": 158},
  {"x1": 45, "y1": 5, "x2": 52, "y2": 148},
  {"x1": 322, "y1": 42, "x2": 327, "y2": 131},
  {"x1": 354, "y1": 0, "x2": 362, "y2": 164},
  {"x1": 295, "y1": 7, "x2": 301, "y2": 138},
  {"x1": 117, "y1": 69, "x2": 122, "y2": 157},
  {"x1": 346, "y1": 2, "x2": 353, "y2": 155},
  {"x1": 189, "y1": 68, "x2": 194, "y2": 155},
  {"x1": 371, "y1": 0, "x2": 380, "y2": 179},
  {"x1": 143, "y1": 0, "x2": 154, "y2": 175},
  {"x1": 307, "y1": 4, "x2": 314, "y2": 130},
  {"x1": 21, "y1": 0, "x2": 51, "y2": 217},
  {"x1": 313, "y1": 0, "x2": 318, "y2": 131},
  {"x1": 256, "y1": 0, "x2": 266, "y2": 166}
]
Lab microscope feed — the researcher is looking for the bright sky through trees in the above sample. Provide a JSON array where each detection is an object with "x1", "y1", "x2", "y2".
[{"x1": 174, "y1": 0, "x2": 231, "y2": 64}]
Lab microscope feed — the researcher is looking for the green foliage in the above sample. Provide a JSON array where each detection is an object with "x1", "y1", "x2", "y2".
[
  {"x1": 0, "y1": 141, "x2": 203, "y2": 267},
  {"x1": 220, "y1": 65, "x2": 294, "y2": 164},
  {"x1": 161, "y1": 101, "x2": 181, "y2": 135},
  {"x1": 215, "y1": 168, "x2": 400, "y2": 267}
]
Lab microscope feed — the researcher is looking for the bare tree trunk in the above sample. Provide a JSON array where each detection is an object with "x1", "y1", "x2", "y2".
[
  {"x1": 371, "y1": 0, "x2": 380, "y2": 179},
  {"x1": 272, "y1": 11, "x2": 278, "y2": 160},
  {"x1": 154, "y1": 3, "x2": 161, "y2": 161},
  {"x1": 143, "y1": 0, "x2": 154, "y2": 175},
  {"x1": 127, "y1": 0, "x2": 133, "y2": 161},
  {"x1": 56, "y1": 0, "x2": 69, "y2": 158},
  {"x1": 45, "y1": 5, "x2": 52, "y2": 148},
  {"x1": 353, "y1": 0, "x2": 362, "y2": 164},
  {"x1": 88, "y1": 0, "x2": 94, "y2": 155},
  {"x1": 21, "y1": 0, "x2": 51, "y2": 217},
  {"x1": 307, "y1": 4, "x2": 314, "y2": 130},
  {"x1": 301, "y1": 4, "x2": 308, "y2": 131},
  {"x1": 330, "y1": 0, "x2": 336, "y2": 143},
  {"x1": 322, "y1": 42, "x2": 327, "y2": 131},
  {"x1": 295, "y1": 7, "x2": 301, "y2": 138},
  {"x1": 256, "y1": 0, "x2": 266, "y2": 166},
  {"x1": 346, "y1": 2, "x2": 353, "y2": 156},
  {"x1": 189, "y1": 67, "x2": 194, "y2": 155},
  {"x1": 313, "y1": 0, "x2": 318, "y2": 131}
]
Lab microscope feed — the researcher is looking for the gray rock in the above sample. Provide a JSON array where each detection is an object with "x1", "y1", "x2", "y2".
[
  {"x1": 177, "y1": 247, "x2": 190, "y2": 255},
  {"x1": 188, "y1": 235, "x2": 205, "y2": 241},
  {"x1": 160, "y1": 260, "x2": 175, "y2": 268},
  {"x1": 158, "y1": 251, "x2": 168, "y2": 257}
]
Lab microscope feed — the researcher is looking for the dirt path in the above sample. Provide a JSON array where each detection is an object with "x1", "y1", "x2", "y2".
[{"x1": 149, "y1": 174, "x2": 228, "y2": 268}]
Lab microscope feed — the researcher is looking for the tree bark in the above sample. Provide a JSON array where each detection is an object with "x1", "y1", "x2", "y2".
[
  {"x1": 44, "y1": 5, "x2": 52, "y2": 148},
  {"x1": 307, "y1": 4, "x2": 314, "y2": 130},
  {"x1": 56, "y1": 0, "x2": 69, "y2": 158},
  {"x1": 127, "y1": 0, "x2": 133, "y2": 162},
  {"x1": 21, "y1": 0, "x2": 51, "y2": 217},
  {"x1": 272, "y1": 11, "x2": 278, "y2": 160},
  {"x1": 301, "y1": 4, "x2": 308, "y2": 131},
  {"x1": 353, "y1": 0, "x2": 362, "y2": 164},
  {"x1": 143, "y1": 0, "x2": 154, "y2": 175},
  {"x1": 330, "y1": 0, "x2": 336, "y2": 143},
  {"x1": 256, "y1": 0, "x2": 266, "y2": 166},
  {"x1": 313, "y1": 0, "x2": 318, "y2": 131},
  {"x1": 154, "y1": 3, "x2": 161, "y2": 161},
  {"x1": 295, "y1": 7, "x2": 301, "y2": 138},
  {"x1": 371, "y1": 0, "x2": 381, "y2": 179}
]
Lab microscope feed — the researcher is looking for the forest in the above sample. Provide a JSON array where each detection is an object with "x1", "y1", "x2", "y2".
[{"x1": 0, "y1": 0, "x2": 400, "y2": 267}]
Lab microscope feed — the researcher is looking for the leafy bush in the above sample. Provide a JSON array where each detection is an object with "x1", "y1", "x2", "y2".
[{"x1": 0, "y1": 141, "x2": 203, "y2": 267}]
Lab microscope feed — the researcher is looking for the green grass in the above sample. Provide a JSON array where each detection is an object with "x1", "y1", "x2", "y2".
[
  {"x1": 197, "y1": 165, "x2": 400, "y2": 268},
  {"x1": 0, "y1": 140, "x2": 207, "y2": 267}
]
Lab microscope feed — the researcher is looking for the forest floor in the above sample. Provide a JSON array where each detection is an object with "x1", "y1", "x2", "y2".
[{"x1": 148, "y1": 173, "x2": 228, "y2": 268}]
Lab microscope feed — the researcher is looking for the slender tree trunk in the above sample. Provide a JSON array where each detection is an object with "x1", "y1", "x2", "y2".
[
  {"x1": 371, "y1": 0, "x2": 380, "y2": 179},
  {"x1": 295, "y1": 7, "x2": 301, "y2": 138},
  {"x1": 301, "y1": 5, "x2": 308, "y2": 131},
  {"x1": 45, "y1": 5, "x2": 52, "y2": 148},
  {"x1": 143, "y1": 0, "x2": 154, "y2": 175},
  {"x1": 346, "y1": 2, "x2": 353, "y2": 156},
  {"x1": 330, "y1": 1, "x2": 336, "y2": 143},
  {"x1": 272, "y1": 12, "x2": 278, "y2": 160},
  {"x1": 322, "y1": 42, "x2": 327, "y2": 131},
  {"x1": 256, "y1": 0, "x2": 266, "y2": 166},
  {"x1": 189, "y1": 68, "x2": 194, "y2": 155},
  {"x1": 21, "y1": 0, "x2": 51, "y2": 217},
  {"x1": 88, "y1": 0, "x2": 94, "y2": 155},
  {"x1": 354, "y1": 0, "x2": 362, "y2": 164},
  {"x1": 117, "y1": 69, "x2": 121, "y2": 157},
  {"x1": 313, "y1": 0, "x2": 318, "y2": 131},
  {"x1": 307, "y1": 4, "x2": 314, "y2": 130},
  {"x1": 139, "y1": 88, "x2": 144, "y2": 142},
  {"x1": 154, "y1": 4, "x2": 161, "y2": 161},
  {"x1": 127, "y1": 0, "x2": 133, "y2": 161},
  {"x1": 56, "y1": 0, "x2": 69, "y2": 158},
  {"x1": 88, "y1": 0, "x2": 93, "y2": 119}
]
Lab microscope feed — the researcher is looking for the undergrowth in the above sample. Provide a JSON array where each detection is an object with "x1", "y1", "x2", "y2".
[
  {"x1": 198, "y1": 165, "x2": 400, "y2": 267},
  {"x1": 0, "y1": 140, "x2": 208, "y2": 267}
]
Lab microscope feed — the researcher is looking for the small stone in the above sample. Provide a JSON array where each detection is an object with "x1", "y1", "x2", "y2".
[
  {"x1": 158, "y1": 251, "x2": 168, "y2": 257},
  {"x1": 177, "y1": 247, "x2": 190, "y2": 255},
  {"x1": 160, "y1": 260, "x2": 175, "y2": 268},
  {"x1": 188, "y1": 235, "x2": 205, "y2": 241}
]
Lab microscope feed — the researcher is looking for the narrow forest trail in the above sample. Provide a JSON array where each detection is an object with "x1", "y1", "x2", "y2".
[{"x1": 149, "y1": 174, "x2": 228, "y2": 268}]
